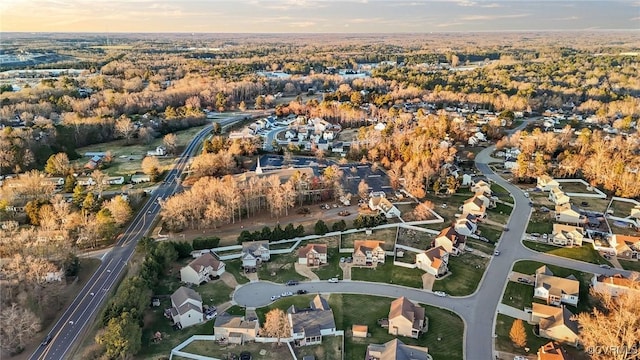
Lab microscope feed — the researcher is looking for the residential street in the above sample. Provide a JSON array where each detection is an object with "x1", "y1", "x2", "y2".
[{"x1": 233, "y1": 119, "x2": 634, "y2": 360}]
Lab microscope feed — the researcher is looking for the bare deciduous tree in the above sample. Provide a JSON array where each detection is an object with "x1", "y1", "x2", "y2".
[
  {"x1": 261, "y1": 309, "x2": 291, "y2": 345},
  {"x1": 163, "y1": 133, "x2": 178, "y2": 154},
  {"x1": 114, "y1": 117, "x2": 135, "y2": 144},
  {"x1": 0, "y1": 304, "x2": 42, "y2": 354}
]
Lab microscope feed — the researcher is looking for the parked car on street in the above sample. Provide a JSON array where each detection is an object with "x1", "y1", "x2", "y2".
[
  {"x1": 286, "y1": 280, "x2": 299, "y2": 286},
  {"x1": 297, "y1": 289, "x2": 308, "y2": 294},
  {"x1": 270, "y1": 295, "x2": 281, "y2": 301},
  {"x1": 281, "y1": 291, "x2": 293, "y2": 297},
  {"x1": 599, "y1": 264, "x2": 611, "y2": 269},
  {"x1": 494, "y1": 250, "x2": 501, "y2": 256},
  {"x1": 328, "y1": 277, "x2": 339, "y2": 283},
  {"x1": 433, "y1": 291, "x2": 447, "y2": 297}
]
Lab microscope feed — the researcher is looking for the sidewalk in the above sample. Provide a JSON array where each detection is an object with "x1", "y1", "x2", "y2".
[{"x1": 496, "y1": 303, "x2": 530, "y2": 321}]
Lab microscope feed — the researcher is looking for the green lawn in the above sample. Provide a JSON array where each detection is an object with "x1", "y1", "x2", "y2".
[
  {"x1": 619, "y1": 260, "x2": 640, "y2": 272},
  {"x1": 341, "y1": 228, "x2": 398, "y2": 251},
  {"x1": 329, "y1": 294, "x2": 463, "y2": 360},
  {"x1": 477, "y1": 224, "x2": 502, "y2": 243},
  {"x1": 138, "y1": 297, "x2": 215, "y2": 358},
  {"x1": 259, "y1": 252, "x2": 306, "y2": 284},
  {"x1": 495, "y1": 314, "x2": 548, "y2": 356},
  {"x1": 256, "y1": 295, "x2": 316, "y2": 324},
  {"x1": 491, "y1": 183, "x2": 511, "y2": 199},
  {"x1": 523, "y1": 241, "x2": 612, "y2": 266},
  {"x1": 511, "y1": 261, "x2": 593, "y2": 313},
  {"x1": 294, "y1": 334, "x2": 343, "y2": 360},
  {"x1": 223, "y1": 305, "x2": 247, "y2": 316},
  {"x1": 196, "y1": 280, "x2": 234, "y2": 307},
  {"x1": 351, "y1": 260, "x2": 424, "y2": 288},
  {"x1": 312, "y1": 248, "x2": 344, "y2": 280},
  {"x1": 526, "y1": 221, "x2": 553, "y2": 234},
  {"x1": 223, "y1": 259, "x2": 250, "y2": 284},
  {"x1": 431, "y1": 253, "x2": 488, "y2": 296},
  {"x1": 181, "y1": 340, "x2": 293, "y2": 359},
  {"x1": 501, "y1": 282, "x2": 536, "y2": 310},
  {"x1": 466, "y1": 238, "x2": 496, "y2": 255}
]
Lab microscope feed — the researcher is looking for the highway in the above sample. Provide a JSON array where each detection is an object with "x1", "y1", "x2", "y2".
[{"x1": 30, "y1": 116, "x2": 233, "y2": 360}]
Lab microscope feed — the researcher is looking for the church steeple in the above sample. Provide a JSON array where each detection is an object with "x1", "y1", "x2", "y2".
[{"x1": 256, "y1": 158, "x2": 263, "y2": 174}]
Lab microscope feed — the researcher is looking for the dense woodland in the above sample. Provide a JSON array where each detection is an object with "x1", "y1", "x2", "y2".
[{"x1": 1, "y1": 32, "x2": 640, "y2": 358}]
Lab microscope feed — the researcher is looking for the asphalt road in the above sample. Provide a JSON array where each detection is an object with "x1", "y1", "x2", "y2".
[
  {"x1": 233, "y1": 119, "x2": 634, "y2": 360},
  {"x1": 29, "y1": 115, "x2": 245, "y2": 359}
]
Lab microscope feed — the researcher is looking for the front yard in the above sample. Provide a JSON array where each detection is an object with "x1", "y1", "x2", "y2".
[
  {"x1": 258, "y1": 252, "x2": 306, "y2": 283},
  {"x1": 350, "y1": 259, "x2": 424, "y2": 288},
  {"x1": 495, "y1": 314, "x2": 548, "y2": 357},
  {"x1": 526, "y1": 210, "x2": 554, "y2": 234},
  {"x1": 223, "y1": 259, "x2": 251, "y2": 284},
  {"x1": 431, "y1": 253, "x2": 488, "y2": 296},
  {"x1": 501, "y1": 282, "x2": 536, "y2": 310},
  {"x1": 523, "y1": 241, "x2": 613, "y2": 266},
  {"x1": 619, "y1": 259, "x2": 640, "y2": 272}
]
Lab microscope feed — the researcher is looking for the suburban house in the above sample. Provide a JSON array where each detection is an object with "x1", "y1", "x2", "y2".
[
  {"x1": 549, "y1": 188, "x2": 571, "y2": 206},
  {"x1": 433, "y1": 226, "x2": 466, "y2": 255},
  {"x1": 353, "y1": 240, "x2": 386, "y2": 266},
  {"x1": 531, "y1": 304, "x2": 579, "y2": 347},
  {"x1": 555, "y1": 203, "x2": 587, "y2": 225},
  {"x1": 537, "y1": 175, "x2": 560, "y2": 191},
  {"x1": 461, "y1": 195, "x2": 487, "y2": 218},
  {"x1": 471, "y1": 180, "x2": 492, "y2": 197},
  {"x1": 591, "y1": 274, "x2": 640, "y2": 297},
  {"x1": 551, "y1": 224, "x2": 584, "y2": 247},
  {"x1": 387, "y1": 297, "x2": 428, "y2": 339},
  {"x1": 454, "y1": 217, "x2": 477, "y2": 237},
  {"x1": 168, "y1": 286, "x2": 204, "y2": 329},
  {"x1": 241, "y1": 241, "x2": 270, "y2": 271},
  {"x1": 415, "y1": 246, "x2": 449, "y2": 276},
  {"x1": 213, "y1": 315, "x2": 259, "y2": 344},
  {"x1": 42, "y1": 269, "x2": 64, "y2": 282},
  {"x1": 41, "y1": 177, "x2": 65, "y2": 187},
  {"x1": 298, "y1": 244, "x2": 328, "y2": 267},
  {"x1": 131, "y1": 174, "x2": 151, "y2": 184},
  {"x1": 537, "y1": 342, "x2": 570, "y2": 360},
  {"x1": 147, "y1": 146, "x2": 167, "y2": 156},
  {"x1": 180, "y1": 253, "x2": 226, "y2": 285},
  {"x1": 534, "y1": 266, "x2": 580, "y2": 307},
  {"x1": 287, "y1": 294, "x2": 337, "y2": 346},
  {"x1": 368, "y1": 194, "x2": 401, "y2": 218},
  {"x1": 102, "y1": 176, "x2": 125, "y2": 185},
  {"x1": 352, "y1": 324, "x2": 368, "y2": 338},
  {"x1": 366, "y1": 339, "x2": 432, "y2": 360},
  {"x1": 76, "y1": 177, "x2": 96, "y2": 186},
  {"x1": 609, "y1": 234, "x2": 640, "y2": 259}
]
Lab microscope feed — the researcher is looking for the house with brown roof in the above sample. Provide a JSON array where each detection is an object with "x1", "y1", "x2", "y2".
[
  {"x1": 353, "y1": 240, "x2": 386, "y2": 266},
  {"x1": 551, "y1": 224, "x2": 584, "y2": 247},
  {"x1": 534, "y1": 266, "x2": 580, "y2": 307},
  {"x1": 415, "y1": 246, "x2": 449, "y2": 276},
  {"x1": 298, "y1": 244, "x2": 328, "y2": 267},
  {"x1": 366, "y1": 338, "x2": 432, "y2": 360},
  {"x1": 461, "y1": 195, "x2": 487, "y2": 218},
  {"x1": 180, "y1": 253, "x2": 226, "y2": 285},
  {"x1": 549, "y1": 188, "x2": 571, "y2": 206},
  {"x1": 432, "y1": 226, "x2": 466, "y2": 255},
  {"x1": 369, "y1": 194, "x2": 401, "y2": 218},
  {"x1": 537, "y1": 175, "x2": 560, "y2": 192},
  {"x1": 388, "y1": 297, "x2": 428, "y2": 339},
  {"x1": 531, "y1": 304, "x2": 579, "y2": 347},
  {"x1": 591, "y1": 273, "x2": 640, "y2": 297},
  {"x1": 351, "y1": 324, "x2": 368, "y2": 338},
  {"x1": 537, "y1": 341, "x2": 571, "y2": 360},
  {"x1": 213, "y1": 314, "x2": 259, "y2": 344},
  {"x1": 168, "y1": 286, "x2": 204, "y2": 329},
  {"x1": 287, "y1": 294, "x2": 337, "y2": 346},
  {"x1": 610, "y1": 234, "x2": 640, "y2": 259}
]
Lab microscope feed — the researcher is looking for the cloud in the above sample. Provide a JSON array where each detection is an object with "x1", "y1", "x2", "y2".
[
  {"x1": 460, "y1": 13, "x2": 529, "y2": 21},
  {"x1": 552, "y1": 16, "x2": 579, "y2": 21},
  {"x1": 481, "y1": 3, "x2": 503, "y2": 8},
  {"x1": 288, "y1": 21, "x2": 316, "y2": 28}
]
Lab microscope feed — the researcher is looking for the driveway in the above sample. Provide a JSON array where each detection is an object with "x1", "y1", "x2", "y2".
[
  {"x1": 294, "y1": 263, "x2": 320, "y2": 281},
  {"x1": 421, "y1": 273, "x2": 435, "y2": 291}
]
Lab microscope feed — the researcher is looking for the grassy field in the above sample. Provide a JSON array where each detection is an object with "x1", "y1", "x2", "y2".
[
  {"x1": 511, "y1": 261, "x2": 593, "y2": 313},
  {"x1": 495, "y1": 314, "x2": 548, "y2": 356},
  {"x1": 181, "y1": 340, "x2": 293, "y2": 360},
  {"x1": 223, "y1": 259, "x2": 251, "y2": 284},
  {"x1": 526, "y1": 209, "x2": 554, "y2": 234},
  {"x1": 351, "y1": 260, "x2": 424, "y2": 288},
  {"x1": 259, "y1": 252, "x2": 306, "y2": 283},
  {"x1": 501, "y1": 282, "x2": 537, "y2": 310},
  {"x1": 477, "y1": 224, "x2": 502, "y2": 243},
  {"x1": 490, "y1": 183, "x2": 512, "y2": 201},
  {"x1": 619, "y1": 260, "x2": 640, "y2": 272},
  {"x1": 609, "y1": 199, "x2": 637, "y2": 218},
  {"x1": 431, "y1": 253, "x2": 487, "y2": 296},
  {"x1": 197, "y1": 281, "x2": 234, "y2": 307},
  {"x1": 329, "y1": 294, "x2": 463, "y2": 360},
  {"x1": 523, "y1": 241, "x2": 612, "y2": 266},
  {"x1": 396, "y1": 227, "x2": 436, "y2": 248},
  {"x1": 341, "y1": 228, "x2": 398, "y2": 251},
  {"x1": 466, "y1": 238, "x2": 497, "y2": 255}
]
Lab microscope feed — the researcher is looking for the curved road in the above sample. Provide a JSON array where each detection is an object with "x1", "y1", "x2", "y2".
[{"x1": 234, "y1": 120, "x2": 633, "y2": 359}]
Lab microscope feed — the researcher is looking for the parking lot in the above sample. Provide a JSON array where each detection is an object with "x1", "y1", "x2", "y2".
[{"x1": 338, "y1": 163, "x2": 392, "y2": 195}]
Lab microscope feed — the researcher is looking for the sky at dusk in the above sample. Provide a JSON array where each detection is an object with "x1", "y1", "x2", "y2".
[{"x1": 1, "y1": 0, "x2": 639, "y2": 33}]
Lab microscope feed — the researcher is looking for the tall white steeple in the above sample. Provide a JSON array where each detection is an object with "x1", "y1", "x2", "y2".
[{"x1": 256, "y1": 158, "x2": 263, "y2": 174}]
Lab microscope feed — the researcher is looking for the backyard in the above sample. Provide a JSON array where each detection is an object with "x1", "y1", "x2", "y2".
[
  {"x1": 431, "y1": 253, "x2": 488, "y2": 296},
  {"x1": 350, "y1": 260, "x2": 424, "y2": 288},
  {"x1": 341, "y1": 227, "x2": 398, "y2": 250},
  {"x1": 522, "y1": 241, "x2": 612, "y2": 266},
  {"x1": 179, "y1": 340, "x2": 293, "y2": 360},
  {"x1": 526, "y1": 210, "x2": 554, "y2": 234},
  {"x1": 501, "y1": 282, "x2": 537, "y2": 310},
  {"x1": 609, "y1": 199, "x2": 638, "y2": 218}
]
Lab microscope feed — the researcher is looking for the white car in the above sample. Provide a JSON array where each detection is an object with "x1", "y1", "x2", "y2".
[
  {"x1": 281, "y1": 291, "x2": 293, "y2": 297},
  {"x1": 433, "y1": 291, "x2": 447, "y2": 297},
  {"x1": 270, "y1": 295, "x2": 281, "y2": 301},
  {"x1": 494, "y1": 250, "x2": 501, "y2": 256},
  {"x1": 205, "y1": 312, "x2": 217, "y2": 320},
  {"x1": 328, "y1": 277, "x2": 339, "y2": 283}
]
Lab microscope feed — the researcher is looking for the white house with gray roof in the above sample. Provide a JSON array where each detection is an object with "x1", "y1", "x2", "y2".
[
  {"x1": 287, "y1": 294, "x2": 337, "y2": 346},
  {"x1": 169, "y1": 286, "x2": 204, "y2": 329}
]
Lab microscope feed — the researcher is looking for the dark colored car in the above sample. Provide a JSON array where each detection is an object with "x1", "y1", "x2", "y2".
[
  {"x1": 41, "y1": 335, "x2": 52, "y2": 346},
  {"x1": 297, "y1": 289, "x2": 308, "y2": 294},
  {"x1": 286, "y1": 280, "x2": 299, "y2": 286}
]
